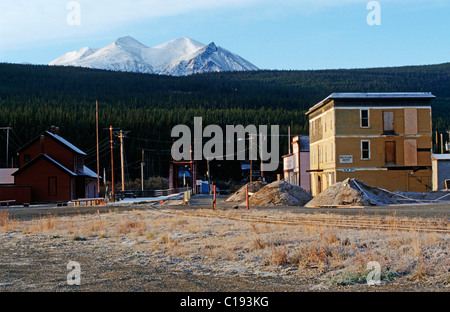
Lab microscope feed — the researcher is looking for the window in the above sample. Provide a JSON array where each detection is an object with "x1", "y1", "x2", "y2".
[
  {"x1": 360, "y1": 109, "x2": 369, "y2": 128},
  {"x1": 48, "y1": 176, "x2": 57, "y2": 196},
  {"x1": 24, "y1": 154, "x2": 31, "y2": 162},
  {"x1": 361, "y1": 140, "x2": 370, "y2": 160},
  {"x1": 383, "y1": 111, "x2": 394, "y2": 134}
]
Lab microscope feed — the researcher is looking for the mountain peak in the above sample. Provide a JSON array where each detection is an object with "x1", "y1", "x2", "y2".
[
  {"x1": 49, "y1": 37, "x2": 258, "y2": 76},
  {"x1": 155, "y1": 37, "x2": 205, "y2": 54},
  {"x1": 204, "y1": 42, "x2": 218, "y2": 53},
  {"x1": 113, "y1": 36, "x2": 148, "y2": 48}
]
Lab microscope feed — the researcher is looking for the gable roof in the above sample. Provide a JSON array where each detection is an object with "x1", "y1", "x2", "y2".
[
  {"x1": 12, "y1": 154, "x2": 78, "y2": 177},
  {"x1": 306, "y1": 92, "x2": 436, "y2": 115},
  {"x1": 17, "y1": 131, "x2": 87, "y2": 156},
  {"x1": 77, "y1": 165, "x2": 101, "y2": 179},
  {"x1": 45, "y1": 131, "x2": 87, "y2": 155}
]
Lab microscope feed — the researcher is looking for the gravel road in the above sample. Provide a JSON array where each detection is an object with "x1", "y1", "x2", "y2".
[{"x1": 1, "y1": 195, "x2": 448, "y2": 294}]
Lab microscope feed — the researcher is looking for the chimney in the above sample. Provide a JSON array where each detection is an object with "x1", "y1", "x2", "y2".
[
  {"x1": 40, "y1": 134, "x2": 45, "y2": 154},
  {"x1": 50, "y1": 125, "x2": 60, "y2": 135}
]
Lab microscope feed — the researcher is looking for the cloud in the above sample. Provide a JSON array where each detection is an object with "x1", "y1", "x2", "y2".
[
  {"x1": 0, "y1": 0, "x2": 261, "y2": 48},
  {"x1": 0, "y1": 0, "x2": 436, "y2": 49}
]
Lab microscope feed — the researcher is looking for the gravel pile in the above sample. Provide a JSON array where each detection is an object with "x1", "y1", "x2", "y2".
[
  {"x1": 226, "y1": 181, "x2": 265, "y2": 202},
  {"x1": 305, "y1": 178, "x2": 400, "y2": 207},
  {"x1": 248, "y1": 180, "x2": 313, "y2": 206}
]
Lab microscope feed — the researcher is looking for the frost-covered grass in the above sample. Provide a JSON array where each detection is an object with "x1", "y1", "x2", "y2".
[{"x1": 1, "y1": 208, "x2": 449, "y2": 287}]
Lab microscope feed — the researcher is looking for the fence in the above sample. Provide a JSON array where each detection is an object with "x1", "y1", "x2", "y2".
[{"x1": 116, "y1": 187, "x2": 190, "y2": 199}]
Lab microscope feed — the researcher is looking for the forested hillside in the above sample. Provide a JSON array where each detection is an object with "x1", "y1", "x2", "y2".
[{"x1": 1, "y1": 62, "x2": 449, "y2": 183}]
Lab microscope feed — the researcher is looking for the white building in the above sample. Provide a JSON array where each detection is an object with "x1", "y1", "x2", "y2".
[{"x1": 432, "y1": 154, "x2": 450, "y2": 190}]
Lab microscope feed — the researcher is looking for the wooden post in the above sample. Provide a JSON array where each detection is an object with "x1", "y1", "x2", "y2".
[
  {"x1": 213, "y1": 185, "x2": 216, "y2": 209},
  {"x1": 211, "y1": 181, "x2": 214, "y2": 208},
  {"x1": 246, "y1": 184, "x2": 250, "y2": 210},
  {"x1": 441, "y1": 133, "x2": 444, "y2": 154},
  {"x1": 436, "y1": 131, "x2": 439, "y2": 153},
  {"x1": 207, "y1": 158, "x2": 211, "y2": 194}
]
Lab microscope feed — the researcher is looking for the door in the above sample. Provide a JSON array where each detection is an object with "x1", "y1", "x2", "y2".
[
  {"x1": 385, "y1": 141, "x2": 396, "y2": 165},
  {"x1": 383, "y1": 111, "x2": 394, "y2": 134}
]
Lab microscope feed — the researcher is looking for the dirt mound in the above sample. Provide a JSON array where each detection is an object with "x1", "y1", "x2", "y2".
[
  {"x1": 305, "y1": 178, "x2": 400, "y2": 207},
  {"x1": 226, "y1": 181, "x2": 265, "y2": 202},
  {"x1": 248, "y1": 180, "x2": 313, "y2": 206}
]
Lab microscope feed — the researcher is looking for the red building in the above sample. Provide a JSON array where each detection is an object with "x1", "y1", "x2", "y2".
[{"x1": 0, "y1": 130, "x2": 99, "y2": 204}]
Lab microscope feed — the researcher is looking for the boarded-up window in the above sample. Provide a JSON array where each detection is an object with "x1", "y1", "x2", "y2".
[
  {"x1": 385, "y1": 141, "x2": 396, "y2": 165},
  {"x1": 404, "y1": 108, "x2": 418, "y2": 134},
  {"x1": 383, "y1": 111, "x2": 394, "y2": 134},
  {"x1": 404, "y1": 140, "x2": 417, "y2": 166},
  {"x1": 48, "y1": 176, "x2": 57, "y2": 196}
]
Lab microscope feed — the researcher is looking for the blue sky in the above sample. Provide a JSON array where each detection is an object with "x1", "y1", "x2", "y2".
[{"x1": 0, "y1": 0, "x2": 448, "y2": 70}]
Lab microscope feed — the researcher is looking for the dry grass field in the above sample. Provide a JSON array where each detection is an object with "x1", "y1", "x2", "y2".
[{"x1": 0, "y1": 202, "x2": 449, "y2": 292}]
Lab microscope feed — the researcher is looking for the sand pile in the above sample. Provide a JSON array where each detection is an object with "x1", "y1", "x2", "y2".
[
  {"x1": 305, "y1": 178, "x2": 400, "y2": 207},
  {"x1": 226, "y1": 181, "x2": 265, "y2": 202},
  {"x1": 248, "y1": 180, "x2": 313, "y2": 206}
]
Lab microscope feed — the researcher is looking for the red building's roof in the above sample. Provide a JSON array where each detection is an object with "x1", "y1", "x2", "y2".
[
  {"x1": 13, "y1": 154, "x2": 78, "y2": 177},
  {"x1": 17, "y1": 131, "x2": 87, "y2": 156}
]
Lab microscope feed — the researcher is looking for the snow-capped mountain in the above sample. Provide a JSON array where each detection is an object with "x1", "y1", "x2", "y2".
[{"x1": 49, "y1": 36, "x2": 258, "y2": 76}]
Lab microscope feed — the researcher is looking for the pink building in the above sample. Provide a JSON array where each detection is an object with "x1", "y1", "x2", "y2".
[{"x1": 282, "y1": 135, "x2": 310, "y2": 192}]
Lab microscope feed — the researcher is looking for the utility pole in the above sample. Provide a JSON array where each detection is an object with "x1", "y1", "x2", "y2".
[
  {"x1": 260, "y1": 133, "x2": 264, "y2": 181},
  {"x1": 250, "y1": 134, "x2": 253, "y2": 183},
  {"x1": 114, "y1": 129, "x2": 130, "y2": 193},
  {"x1": 96, "y1": 100, "x2": 100, "y2": 196},
  {"x1": 288, "y1": 126, "x2": 291, "y2": 154},
  {"x1": 109, "y1": 126, "x2": 115, "y2": 200},
  {"x1": 0, "y1": 127, "x2": 11, "y2": 168},
  {"x1": 120, "y1": 130, "x2": 125, "y2": 192},
  {"x1": 6, "y1": 127, "x2": 9, "y2": 168},
  {"x1": 141, "y1": 149, "x2": 145, "y2": 191},
  {"x1": 207, "y1": 158, "x2": 211, "y2": 194}
]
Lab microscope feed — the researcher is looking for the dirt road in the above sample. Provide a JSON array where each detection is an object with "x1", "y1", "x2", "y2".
[{"x1": 1, "y1": 195, "x2": 448, "y2": 294}]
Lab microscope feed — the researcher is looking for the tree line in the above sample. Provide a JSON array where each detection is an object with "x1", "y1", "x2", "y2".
[{"x1": 0, "y1": 62, "x2": 449, "y2": 184}]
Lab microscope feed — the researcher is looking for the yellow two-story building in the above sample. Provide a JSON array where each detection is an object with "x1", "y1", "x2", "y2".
[{"x1": 306, "y1": 93, "x2": 435, "y2": 196}]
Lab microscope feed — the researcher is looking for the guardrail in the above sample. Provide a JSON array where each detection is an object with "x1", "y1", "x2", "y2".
[
  {"x1": 116, "y1": 187, "x2": 190, "y2": 200},
  {"x1": 0, "y1": 200, "x2": 16, "y2": 207}
]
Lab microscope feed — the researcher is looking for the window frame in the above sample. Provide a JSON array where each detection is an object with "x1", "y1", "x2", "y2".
[
  {"x1": 361, "y1": 140, "x2": 371, "y2": 160},
  {"x1": 360, "y1": 109, "x2": 370, "y2": 128}
]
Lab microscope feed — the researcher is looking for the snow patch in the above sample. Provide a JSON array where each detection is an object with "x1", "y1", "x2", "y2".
[{"x1": 49, "y1": 36, "x2": 258, "y2": 76}]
